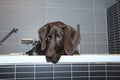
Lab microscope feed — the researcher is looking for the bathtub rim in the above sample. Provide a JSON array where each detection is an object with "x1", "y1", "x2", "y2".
[{"x1": 0, "y1": 54, "x2": 120, "y2": 64}]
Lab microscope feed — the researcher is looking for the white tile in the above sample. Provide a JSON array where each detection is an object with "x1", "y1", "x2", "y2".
[
  {"x1": 16, "y1": 44, "x2": 33, "y2": 53},
  {"x1": 96, "y1": 33, "x2": 108, "y2": 44},
  {"x1": 94, "y1": 0, "x2": 117, "y2": 9},
  {"x1": 96, "y1": 43, "x2": 108, "y2": 54},
  {"x1": 47, "y1": 0, "x2": 93, "y2": 9},
  {"x1": 47, "y1": 8, "x2": 94, "y2": 32},
  {"x1": 0, "y1": 44, "x2": 18, "y2": 54},
  {"x1": 80, "y1": 32, "x2": 95, "y2": 44},
  {"x1": 0, "y1": 0, "x2": 46, "y2": 7},
  {"x1": 0, "y1": 7, "x2": 46, "y2": 31},
  {"x1": 95, "y1": 10, "x2": 107, "y2": 33},
  {"x1": 80, "y1": 43, "x2": 96, "y2": 54},
  {"x1": 0, "y1": 44, "x2": 32, "y2": 55}
]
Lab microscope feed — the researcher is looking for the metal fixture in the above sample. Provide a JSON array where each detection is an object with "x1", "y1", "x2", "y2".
[
  {"x1": 0, "y1": 28, "x2": 19, "y2": 45},
  {"x1": 77, "y1": 24, "x2": 80, "y2": 33}
]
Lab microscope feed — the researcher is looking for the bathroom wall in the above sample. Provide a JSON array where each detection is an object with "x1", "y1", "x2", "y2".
[{"x1": 0, "y1": 0, "x2": 116, "y2": 54}]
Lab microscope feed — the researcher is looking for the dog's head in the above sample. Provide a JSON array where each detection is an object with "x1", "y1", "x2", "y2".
[{"x1": 38, "y1": 21, "x2": 80, "y2": 63}]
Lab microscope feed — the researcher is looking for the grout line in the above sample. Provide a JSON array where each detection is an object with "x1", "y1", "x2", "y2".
[
  {"x1": 71, "y1": 63, "x2": 72, "y2": 80},
  {"x1": 15, "y1": 32, "x2": 19, "y2": 53},
  {"x1": 88, "y1": 63, "x2": 90, "y2": 80},
  {"x1": 105, "y1": 62, "x2": 107, "y2": 80},
  {"x1": 1, "y1": 70, "x2": 120, "y2": 74},
  {"x1": 0, "y1": 5, "x2": 46, "y2": 8},
  {"x1": 14, "y1": 64, "x2": 16, "y2": 80},
  {"x1": 93, "y1": 0, "x2": 97, "y2": 54},
  {"x1": 105, "y1": 9, "x2": 109, "y2": 55},
  {"x1": 46, "y1": 7, "x2": 106, "y2": 10},
  {"x1": 53, "y1": 64, "x2": 54, "y2": 80},
  {"x1": 1, "y1": 69, "x2": 120, "y2": 74},
  {"x1": 46, "y1": 0, "x2": 48, "y2": 23},
  {"x1": 34, "y1": 64, "x2": 36, "y2": 80}
]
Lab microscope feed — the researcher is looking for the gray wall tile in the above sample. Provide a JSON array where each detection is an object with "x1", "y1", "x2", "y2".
[
  {"x1": 80, "y1": 33, "x2": 95, "y2": 44},
  {"x1": 80, "y1": 43, "x2": 96, "y2": 54},
  {"x1": 96, "y1": 33, "x2": 108, "y2": 44},
  {"x1": 0, "y1": 7, "x2": 46, "y2": 31},
  {"x1": 0, "y1": 0, "x2": 46, "y2": 7},
  {"x1": 95, "y1": 10, "x2": 107, "y2": 33},
  {"x1": 47, "y1": 0, "x2": 93, "y2": 9},
  {"x1": 94, "y1": 0, "x2": 117, "y2": 9},
  {"x1": 96, "y1": 43, "x2": 108, "y2": 54},
  {"x1": 47, "y1": 8, "x2": 94, "y2": 32}
]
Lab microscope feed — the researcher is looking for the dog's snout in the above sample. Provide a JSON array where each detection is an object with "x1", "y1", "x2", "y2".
[
  {"x1": 46, "y1": 48, "x2": 54, "y2": 57},
  {"x1": 46, "y1": 53, "x2": 52, "y2": 57}
]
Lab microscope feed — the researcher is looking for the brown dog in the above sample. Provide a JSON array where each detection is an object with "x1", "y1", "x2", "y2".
[{"x1": 26, "y1": 21, "x2": 80, "y2": 63}]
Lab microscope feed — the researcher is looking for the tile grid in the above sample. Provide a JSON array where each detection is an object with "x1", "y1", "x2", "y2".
[
  {"x1": 107, "y1": 1, "x2": 120, "y2": 54},
  {"x1": 0, "y1": 63, "x2": 120, "y2": 80},
  {"x1": 115, "y1": 1, "x2": 119, "y2": 54}
]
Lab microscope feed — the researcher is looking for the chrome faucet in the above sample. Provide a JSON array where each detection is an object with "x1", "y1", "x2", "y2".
[{"x1": 0, "y1": 28, "x2": 19, "y2": 45}]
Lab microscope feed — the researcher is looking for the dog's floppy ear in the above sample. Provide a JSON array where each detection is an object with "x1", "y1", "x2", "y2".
[
  {"x1": 64, "y1": 25, "x2": 80, "y2": 55},
  {"x1": 38, "y1": 23, "x2": 50, "y2": 50}
]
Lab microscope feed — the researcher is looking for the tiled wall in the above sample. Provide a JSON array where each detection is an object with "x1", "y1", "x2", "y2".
[
  {"x1": 0, "y1": 0, "x2": 116, "y2": 54},
  {"x1": 107, "y1": 1, "x2": 120, "y2": 54},
  {"x1": 0, "y1": 63, "x2": 120, "y2": 80}
]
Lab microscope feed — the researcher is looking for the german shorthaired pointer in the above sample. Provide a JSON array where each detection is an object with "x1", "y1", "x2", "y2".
[{"x1": 26, "y1": 21, "x2": 80, "y2": 63}]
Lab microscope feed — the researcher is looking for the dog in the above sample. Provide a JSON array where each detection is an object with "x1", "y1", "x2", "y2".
[{"x1": 26, "y1": 21, "x2": 80, "y2": 63}]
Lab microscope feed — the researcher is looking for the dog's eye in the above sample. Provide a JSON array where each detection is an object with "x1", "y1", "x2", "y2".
[
  {"x1": 56, "y1": 34, "x2": 61, "y2": 38},
  {"x1": 47, "y1": 35, "x2": 52, "y2": 40},
  {"x1": 57, "y1": 35, "x2": 60, "y2": 38}
]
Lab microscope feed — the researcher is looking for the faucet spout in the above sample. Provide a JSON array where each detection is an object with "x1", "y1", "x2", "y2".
[{"x1": 0, "y1": 28, "x2": 19, "y2": 45}]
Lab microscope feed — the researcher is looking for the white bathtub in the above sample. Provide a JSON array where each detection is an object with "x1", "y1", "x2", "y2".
[{"x1": 0, "y1": 54, "x2": 120, "y2": 64}]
